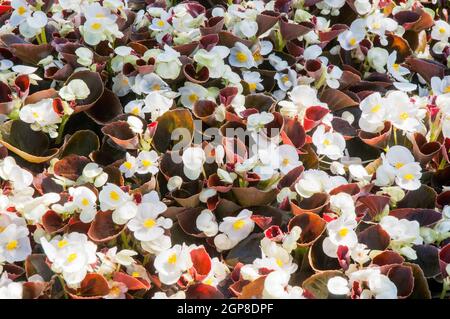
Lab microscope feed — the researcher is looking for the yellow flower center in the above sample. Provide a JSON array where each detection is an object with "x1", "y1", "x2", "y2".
[
  {"x1": 157, "y1": 20, "x2": 165, "y2": 27},
  {"x1": 18, "y1": 6, "x2": 26, "y2": 15},
  {"x1": 0, "y1": 226, "x2": 4, "y2": 233},
  {"x1": 253, "y1": 52, "x2": 262, "y2": 62},
  {"x1": 392, "y1": 63, "x2": 400, "y2": 71},
  {"x1": 233, "y1": 219, "x2": 245, "y2": 230},
  {"x1": 338, "y1": 228, "x2": 349, "y2": 237},
  {"x1": 124, "y1": 161, "x2": 133, "y2": 170},
  {"x1": 370, "y1": 104, "x2": 381, "y2": 113},
  {"x1": 394, "y1": 162, "x2": 404, "y2": 169},
  {"x1": 403, "y1": 173, "x2": 414, "y2": 181},
  {"x1": 236, "y1": 51, "x2": 248, "y2": 63},
  {"x1": 188, "y1": 94, "x2": 198, "y2": 103},
  {"x1": 110, "y1": 286, "x2": 121, "y2": 297},
  {"x1": 372, "y1": 22, "x2": 381, "y2": 29},
  {"x1": 168, "y1": 253, "x2": 177, "y2": 264},
  {"x1": 152, "y1": 84, "x2": 161, "y2": 91},
  {"x1": 204, "y1": 278, "x2": 214, "y2": 285},
  {"x1": 142, "y1": 160, "x2": 152, "y2": 167},
  {"x1": 248, "y1": 82, "x2": 257, "y2": 91},
  {"x1": 143, "y1": 218, "x2": 156, "y2": 228},
  {"x1": 323, "y1": 139, "x2": 331, "y2": 146},
  {"x1": 282, "y1": 76, "x2": 289, "y2": 83},
  {"x1": 276, "y1": 258, "x2": 283, "y2": 267},
  {"x1": 6, "y1": 240, "x2": 18, "y2": 251},
  {"x1": 57, "y1": 239, "x2": 68, "y2": 248},
  {"x1": 95, "y1": 13, "x2": 106, "y2": 18},
  {"x1": 81, "y1": 198, "x2": 89, "y2": 206},
  {"x1": 131, "y1": 107, "x2": 140, "y2": 115},
  {"x1": 439, "y1": 27, "x2": 446, "y2": 34},
  {"x1": 91, "y1": 22, "x2": 102, "y2": 30},
  {"x1": 67, "y1": 253, "x2": 77, "y2": 263},
  {"x1": 444, "y1": 86, "x2": 450, "y2": 94},
  {"x1": 110, "y1": 191, "x2": 120, "y2": 201},
  {"x1": 399, "y1": 112, "x2": 409, "y2": 120},
  {"x1": 32, "y1": 112, "x2": 40, "y2": 119},
  {"x1": 349, "y1": 38, "x2": 357, "y2": 46},
  {"x1": 131, "y1": 271, "x2": 140, "y2": 277},
  {"x1": 282, "y1": 158, "x2": 290, "y2": 166}
]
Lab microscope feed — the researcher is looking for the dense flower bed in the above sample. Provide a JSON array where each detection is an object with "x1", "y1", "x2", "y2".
[{"x1": 0, "y1": 0, "x2": 449, "y2": 299}]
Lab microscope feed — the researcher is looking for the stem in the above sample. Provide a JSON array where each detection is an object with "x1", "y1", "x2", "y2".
[
  {"x1": 56, "y1": 116, "x2": 69, "y2": 145},
  {"x1": 393, "y1": 127, "x2": 398, "y2": 145},
  {"x1": 40, "y1": 28, "x2": 47, "y2": 44},
  {"x1": 121, "y1": 231, "x2": 129, "y2": 249}
]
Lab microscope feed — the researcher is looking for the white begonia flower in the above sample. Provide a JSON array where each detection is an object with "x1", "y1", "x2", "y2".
[
  {"x1": 295, "y1": 169, "x2": 347, "y2": 198},
  {"x1": 112, "y1": 73, "x2": 133, "y2": 97},
  {"x1": 127, "y1": 200, "x2": 171, "y2": 242},
  {"x1": 40, "y1": 232, "x2": 97, "y2": 286},
  {"x1": 367, "y1": 47, "x2": 389, "y2": 73},
  {"x1": 330, "y1": 161, "x2": 345, "y2": 175},
  {"x1": 18, "y1": 192, "x2": 61, "y2": 223},
  {"x1": 262, "y1": 270, "x2": 305, "y2": 299},
  {"x1": 193, "y1": 46, "x2": 230, "y2": 79},
  {"x1": 75, "y1": 47, "x2": 94, "y2": 67},
  {"x1": 229, "y1": 42, "x2": 257, "y2": 69},
  {"x1": 0, "y1": 272, "x2": 22, "y2": 299},
  {"x1": 19, "y1": 98, "x2": 62, "y2": 137},
  {"x1": 199, "y1": 188, "x2": 217, "y2": 203},
  {"x1": 431, "y1": 20, "x2": 450, "y2": 42},
  {"x1": 366, "y1": 11, "x2": 398, "y2": 45},
  {"x1": 0, "y1": 59, "x2": 13, "y2": 71},
  {"x1": 387, "y1": 51, "x2": 410, "y2": 82},
  {"x1": 236, "y1": 19, "x2": 258, "y2": 38},
  {"x1": 127, "y1": 116, "x2": 143, "y2": 135},
  {"x1": 150, "y1": 11, "x2": 171, "y2": 32},
  {"x1": 0, "y1": 157, "x2": 33, "y2": 190},
  {"x1": 375, "y1": 161, "x2": 397, "y2": 187},
  {"x1": 136, "y1": 150, "x2": 159, "y2": 175},
  {"x1": 268, "y1": 53, "x2": 288, "y2": 71},
  {"x1": 354, "y1": 0, "x2": 371, "y2": 15},
  {"x1": 81, "y1": 163, "x2": 108, "y2": 187},
  {"x1": 351, "y1": 243, "x2": 371, "y2": 264},
  {"x1": 246, "y1": 111, "x2": 274, "y2": 132},
  {"x1": 217, "y1": 209, "x2": 255, "y2": 242},
  {"x1": 366, "y1": 273, "x2": 398, "y2": 299},
  {"x1": 385, "y1": 145, "x2": 415, "y2": 169},
  {"x1": 243, "y1": 71, "x2": 264, "y2": 92},
  {"x1": 330, "y1": 193, "x2": 355, "y2": 217},
  {"x1": 155, "y1": 45, "x2": 182, "y2": 80},
  {"x1": 322, "y1": 214, "x2": 358, "y2": 258},
  {"x1": 178, "y1": 82, "x2": 209, "y2": 109},
  {"x1": 99, "y1": 183, "x2": 137, "y2": 225},
  {"x1": 9, "y1": 0, "x2": 30, "y2": 27},
  {"x1": 68, "y1": 186, "x2": 97, "y2": 223},
  {"x1": 132, "y1": 72, "x2": 168, "y2": 95},
  {"x1": 278, "y1": 85, "x2": 328, "y2": 119},
  {"x1": 431, "y1": 76, "x2": 450, "y2": 95},
  {"x1": 196, "y1": 210, "x2": 219, "y2": 237},
  {"x1": 276, "y1": 144, "x2": 302, "y2": 174},
  {"x1": 385, "y1": 90, "x2": 425, "y2": 133},
  {"x1": 327, "y1": 276, "x2": 350, "y2": 295},
  {"x1": 141, "y1": 234, "x2": 172, "y2": 255},
  {"x1": 275, "y1": 69, "x2": 297, "y2": 92},
  {"x1": 326, "y1": 66, "x2": 343, "y2": 89},
  {"x1": 119, "y1": 153, "x2": 138, "y2": 178},
  {"x1": 348, "y1": 164, "x2": 371, "y2": 184},
  {"x1": 167, "y1": 176, "x2": 183, "y2": 192},
  {"x1": 124, "y1": 100, "x2": 145, "y2": 118},
  {"x1": 154, "y1": 244, "x2": 193, "y2": 285},
  {"x1": 395, "y1": 162, "x2": 422, "y2": 191},
  {"x1": 312, "y1": 125, "x2": 346, "y2": 160},
  {"x1": 358, "y1": 92, "x2": 387, "y2": 133},
  {"x1": 0, "y1": 223, "x2": 31, "y2": 263},
  {"x1": 182, "y1": 147, "x2": 206, "y2": 180},
  {"x1": 59, "y1": 79, "x2": 90, "y2": 101},
  {"x1": 282, "y1": 226, "x2": 302, "y2": 253},
  {"x1": 143, "y1": 91, "x2": 174, "y2": 121},
  {"x1": 338, "y1": 19, "x2": 366, "y2": 51},
  {"x1": 380, "y1": 215, "x2": 423, "y2": 259}
]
